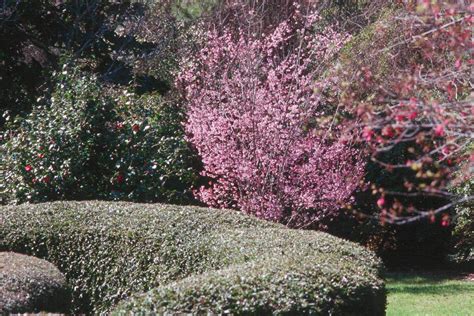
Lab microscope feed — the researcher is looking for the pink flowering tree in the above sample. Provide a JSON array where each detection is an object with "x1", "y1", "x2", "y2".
[{"x1": 179, "y1": 6, "x2": 365, "y2": 228}]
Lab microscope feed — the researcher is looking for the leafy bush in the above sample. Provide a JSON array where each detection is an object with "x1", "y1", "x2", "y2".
[
  {"x1": 179, "y1": 5, "x2": 365, "y2": 228},
  {"x1": 0, "y1": 201, "x2": 386, "y2": 314},
  {"x1": 1, "y1": 67, "x2": 197, "y2": 204}
]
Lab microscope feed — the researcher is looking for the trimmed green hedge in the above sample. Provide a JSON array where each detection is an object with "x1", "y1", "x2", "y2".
[
  {"x1": 0, "y1": 252, "x2": 70, "y2": 313},
  {"x1": 0, "y1": 201, "x2": 386, "y2": 314}
]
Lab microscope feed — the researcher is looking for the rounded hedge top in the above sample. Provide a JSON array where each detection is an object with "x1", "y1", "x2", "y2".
[
  {"x1": 0, "y1": 201, "x2": 386, "y2": 314},
  {"x1": 0, "y1": 252, "x2": 70, "y2": 314}
]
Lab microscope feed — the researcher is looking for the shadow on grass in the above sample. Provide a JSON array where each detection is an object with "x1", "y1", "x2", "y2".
[
  {"x1": 388, "y1": 283, "x2": 473, "y2": 295},
  {"x1": 387, "y1": 271, "x2": 472, "y2": 284},
  {"x1": 386, "y1": 271, "x2": 474, "y2": 296}
]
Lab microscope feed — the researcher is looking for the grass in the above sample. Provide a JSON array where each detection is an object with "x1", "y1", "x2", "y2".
[{"x1": 386, "y1": 272, "x2": 474, "y2": 316}]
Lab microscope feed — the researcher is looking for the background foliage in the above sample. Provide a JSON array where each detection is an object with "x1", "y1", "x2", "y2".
[{"x1": 0, "y1": 0, "x2": 181, "y2": 127}]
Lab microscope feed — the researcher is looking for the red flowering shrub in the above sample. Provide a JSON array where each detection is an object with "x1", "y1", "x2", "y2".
[
  {"x1": 305, "y1": 1, "x2": 473, "y2": 266},
  {"x1": 350, "y1": 1, "x2": 473, "y2": 224},
  {"x1": 315, "y1": 1, "x2": 472, "y2": 223},
  {"x1": 179, "y1": 6, "x2": 365, "y2": 228},
  {"x1": 1, "y1": 66, "x2": 198, "y2": 204}
]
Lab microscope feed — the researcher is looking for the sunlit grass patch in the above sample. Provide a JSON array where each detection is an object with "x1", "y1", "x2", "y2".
[{"x1": 386, "y1": 272, "x2": 474, "y2": 316}]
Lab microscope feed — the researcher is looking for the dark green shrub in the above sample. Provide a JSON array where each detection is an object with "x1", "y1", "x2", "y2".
[
  {"x1": 0, "y1": 201, "x2": 386, "y2": 315},
  {"x1": 108, "y1": 91, "x2": 200, "y2": 203},
  {"x1": 0, "y1": 67, "x2": 198, "y2": 204}
]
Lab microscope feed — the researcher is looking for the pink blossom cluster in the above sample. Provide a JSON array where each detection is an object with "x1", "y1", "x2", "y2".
[{"x1": 179, "y1": 7, "x2": 365, "y2": 227}]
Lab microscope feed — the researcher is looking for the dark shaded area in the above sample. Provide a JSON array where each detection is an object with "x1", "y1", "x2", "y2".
[
  {"x1": 328, "y1": 140, "x2": 454, "y2": 268},
  {"x1": 388, "y1": 283, "x2": 472, "y2": 295},
  {"x1": 0, "y1": 0, "x2": 176, "y2": 127}
]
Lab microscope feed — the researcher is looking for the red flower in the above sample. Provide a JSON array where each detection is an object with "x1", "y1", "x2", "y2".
[
  {"x1": 434, "y1": 124, "x2": 445, "y2": 137},
  {"x1": 116, "y1": 122, "x2": 124, "y2": 130},
  {"x1": 132, "y1": 124, "x2": 140, "y2": 133},
  {"x1": 408, "y1": 111, "x2": 418, "y2": 120},
  {"x1": 395, "y1": 114, "x2": 405, "y2": 122},
  {"x1": 363, "y1": 127, "x2": 374, "y2": 141},
  {"x1": 382, "y1": 126, "x2": 395, "y2": 138},
  {"x1": 25, "y1": 165, "x2": 33, "y2": 172},
  {"x1": 441, "y1": 214, "x2": 450, "y2": 227},
  {"x1": 37, "y1": 153, "x2": 45, "y2": 159},
  {"x1": 454, "y1": 58, "x2": 462, "y2": 69},
  {"x1": 42, "y1": 176, "x2": 51, "y2": 184},
  {"x1": 116, "y1": 174, "x2": 125, "y2": 184},
  {"x1": 377, "y1": 197, "x2": 385, "y2": 208}
]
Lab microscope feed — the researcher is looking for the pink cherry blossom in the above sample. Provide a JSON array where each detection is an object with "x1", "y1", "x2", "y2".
[{"x1": 179, "y1": 8, "x2": 364, "y2": 227}]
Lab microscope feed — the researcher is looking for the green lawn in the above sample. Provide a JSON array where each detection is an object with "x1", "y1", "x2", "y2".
[{"x1": 386, "y1": 272, "x2": 474, "y2": 316}]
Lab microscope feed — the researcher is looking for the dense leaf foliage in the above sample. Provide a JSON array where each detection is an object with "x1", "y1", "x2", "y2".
[
  {"x1": 0, "y1": 201, "x2": 386, "y2": 314},
  {"x1": 450, "y1": 176, "x2": 474, "y2": 265},
  {"x1": 1, "y1": 67, "x2": 197, "y2": 204}
]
